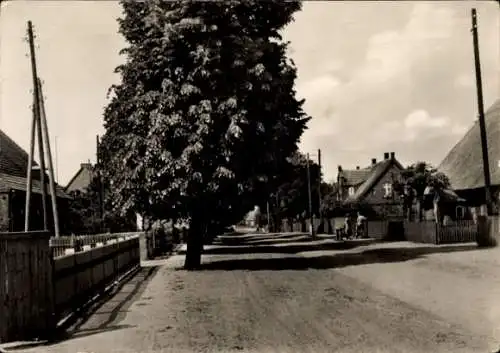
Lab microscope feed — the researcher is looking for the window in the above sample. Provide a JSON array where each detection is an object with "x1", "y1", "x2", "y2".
[
  {"x1": 348, "y1": 187, "x2": 355, "y2": 196},
  {"x1": 383, "y1": 183, "x2": 393, "y2": 198}
]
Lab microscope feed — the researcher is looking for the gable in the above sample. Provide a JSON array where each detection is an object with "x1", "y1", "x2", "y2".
[
  {"x1": 65, "y1": 165, "x2": 94, "y2": 193},
  {"x1": 345, "y1": 159, "x2": 404, "y2": 203}
]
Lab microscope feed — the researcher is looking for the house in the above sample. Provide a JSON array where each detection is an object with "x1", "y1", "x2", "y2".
[
  {"x1": 65, "y1": 162, "x2": 95, "y2": 194},
  {"x1": 337, "y1": 152, "x2": 405, "y2": 218},
  {"x1": 438, "y1": 98, "x2": 500, "y2": 215},
  {"x1": 0, "y1": 129, "x2": 70, "y2": 232}
]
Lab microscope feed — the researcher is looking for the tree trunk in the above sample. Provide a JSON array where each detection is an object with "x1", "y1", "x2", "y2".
[
  {"x1": 184, "y1": 215, "x2": 205, "y2": 270},
  {"x1": 417, "y1": 197, "x2": 423, "y2": 222},
  {"x1": 476, "y1": 215, "x2": 498, "y2": 247}
]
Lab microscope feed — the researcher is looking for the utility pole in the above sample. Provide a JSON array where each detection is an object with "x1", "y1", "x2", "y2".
[
  {"x1": 317, "y1": 149, "x2": 322, "y2": 221},
  {"x1": 38, "y1": 78, "x2": 60, "y2": 237},
  {"x1": 55, "y1": 136, "x2": 59, "y2": 184},
  {"x1": 24, "y1": 95, "x2": 36, "y2": 231},
  {"x1": 96, "y1": 135, "x2": 105, "y2": 231},
  {"x1": 27, "y1": 20, "x2": 48, "y2": 231},
  {"x1": 306, "y1": 153, "x2": 315, "y2": 238},
  {"x1": 471, "y1": 8, "x2": 492, "y2": 215}
]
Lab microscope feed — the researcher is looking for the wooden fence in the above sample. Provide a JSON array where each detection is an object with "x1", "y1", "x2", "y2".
[
  {"x1": 367, "y1": 221, "x2": 389, "y2": 240},
  {"x1": 52, "y1": 233, "x2": 140, "y2": 322},
  {"x1": 49, "y1": 232, "x2": 140, "y2": 258},
  {"x1": 0, "y1": 231, "x2": 54, "y2": 343},
  {"x1": 404, "y1": 221, "x2": 438, "y2": 244},
  {"x1": 0, "y1": 231, "x2": 141, "y2": 344},
  {"x1": 437, "y1": 220, "x2": 477, "y2": 244},
  {"x1": 398, "y1": 220, "x2": 480, "y2": 244}
]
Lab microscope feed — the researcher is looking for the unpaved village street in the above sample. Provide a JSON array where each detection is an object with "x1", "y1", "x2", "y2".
[{"x1": 6, "y1": 234, "x2": 500, "y2": 353}]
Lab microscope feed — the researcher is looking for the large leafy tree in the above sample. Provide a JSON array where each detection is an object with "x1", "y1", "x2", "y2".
[
  {"x1": 100, "y1": 0, "x2": 309, "y2": 269},
  {"x1": 393, "y1": 162, "x2": 451, "y2": 221}
]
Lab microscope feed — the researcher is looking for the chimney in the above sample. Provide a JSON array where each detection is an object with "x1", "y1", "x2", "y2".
[
  {"x1": 356, "y1": 166, "x2": 360, "y2": 170},
  {"x1": 390, "y1": 152, "x2": 395, "y2": 159},
  {"x1": 384, "y1": 152, "x2": 390, "y2": 160},
  {"x1": 371, "y1": 158, "x2": 377, "y2": 165}
]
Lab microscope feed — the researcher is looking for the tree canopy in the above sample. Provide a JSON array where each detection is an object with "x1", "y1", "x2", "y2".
[
  {"x1": 100, "y1": 0, "x2": 309, "y2": 269},
  {"x1": 395, "y1": 162, "x2": 450, "y2": 197}
]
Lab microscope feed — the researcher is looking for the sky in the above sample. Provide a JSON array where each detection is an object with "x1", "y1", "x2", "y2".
[{"x1": 0, "y1": 1, "x2": 499, "y2": 186}]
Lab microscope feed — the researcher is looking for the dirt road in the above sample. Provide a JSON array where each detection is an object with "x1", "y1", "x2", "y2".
[{"x1": 6, "y1": 236, "x2": 500, "y2": 353}]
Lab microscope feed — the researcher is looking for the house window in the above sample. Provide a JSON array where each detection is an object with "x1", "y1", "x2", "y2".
[
  {"x1": 383, "y1": 183, "x2": 393, "y2": 198},
  {"x1": 348, "y1": 187, "x2": 355, "y2": 196}
]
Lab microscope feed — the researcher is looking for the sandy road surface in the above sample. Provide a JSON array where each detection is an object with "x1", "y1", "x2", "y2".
[{"x1": 4, "y1": 237, "x2": 500, "y2": 353}]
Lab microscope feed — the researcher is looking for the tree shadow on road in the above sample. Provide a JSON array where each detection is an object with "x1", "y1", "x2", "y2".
[
  {"x1": 202, "y1": 239, "x2": 376, "y2": 255},
  {"x1": 3, "y1": 266, "x2": 159, "y2": 351},
  {"x1": 198, "y1": 244, "x2": 481, "y2": 271}
]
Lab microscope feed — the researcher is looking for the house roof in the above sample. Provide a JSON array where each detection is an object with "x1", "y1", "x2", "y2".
[
  {"x1": 0, "y1": 129, "x2": 38, "y2": 178},
  {"x1": 345, "y1": 158, "x2": 404, "y2": 203},
  {"x1": 340, "y1": 168, "x2": 372, "y2": 186},
  {"x1": 438, "y1": 98, "x2": 500, "y2": 191},
  {"x1": 65, "y1": 163, "x2": 94, "y2": 193},
  {"x1": 0, "y1": 129, "x2": 69, "y2": 199},
  {"x1": 0, "y1": 173, "x2": 69, "y2": 199}
]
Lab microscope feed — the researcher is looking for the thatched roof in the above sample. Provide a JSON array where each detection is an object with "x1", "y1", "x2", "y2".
[{"x1": 438, "y1": 99, "x2": 500, "y2": 191}]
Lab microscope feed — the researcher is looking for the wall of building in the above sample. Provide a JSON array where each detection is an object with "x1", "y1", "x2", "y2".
[{"x1": 0, "y1": 192, "x2": 10, "y2": 231}]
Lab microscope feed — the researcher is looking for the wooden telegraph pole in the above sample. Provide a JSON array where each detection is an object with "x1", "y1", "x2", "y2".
[
  {"x1": 317, "y1": 149, "x2": 322, "y2": 220},
  {"x1": 38, "y1": 78, "x2": 60, "y2": 237},
  {"x1": 26, "y1": 20, "x2": 48, "y2": 231},
  {"x1": 25, "y1": 21, "x2": 59, "y2": 235},
  {"x1": 471, "y1": 8, "x2": 492, "y2": 215},
  {"x1": 24, "y1": 95, "x2": 36, "y2": 231},
  {"x1": 96, "y1": 135, "x2": 105, "y2": 231},
  {"x1": 306, "y1": 153, "x2": 315, "y2": 238}
]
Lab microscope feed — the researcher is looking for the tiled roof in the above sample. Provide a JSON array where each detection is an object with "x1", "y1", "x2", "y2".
[
  {"x1": 340, "y1": 168, "x2": 372, "y2": 186},
  {"x1": 0, "y1": 173, "x2": 69, "y2": 199},
  {"x1": 0, "y1": 129, "x2": 69, "y2": 199},
  {"x1": 0, "y1": 129, "x2": 38, "y2": 178}
]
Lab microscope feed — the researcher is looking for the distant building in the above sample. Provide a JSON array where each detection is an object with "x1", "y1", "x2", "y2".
[
  {"x1": 438, "y1": 98, "x2": 500, "y2": 215},
  {"x1": 337, "y1": 152, "x2": 405, "y2": 218},
  {"x1": 0, "y1": 129, "x2": 69, "y2": 232},
  {"x1": 65, "y1": 162, "x2": 95, "y2": 194}
]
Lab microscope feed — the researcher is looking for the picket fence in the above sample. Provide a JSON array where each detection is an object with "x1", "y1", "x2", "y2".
[
  {"x1": 0, "y1": 231, "x2": 141, "y2": 344},
  {"x1": 279, "y1": 216, "x2": 494, "y2": 245}
]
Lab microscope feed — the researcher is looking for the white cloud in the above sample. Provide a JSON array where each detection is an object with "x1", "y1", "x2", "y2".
[
  {"x1": 404, "y1": 109, "x2": 450, "y2": 129},
  {"x1": 371, "y1": 109, "x2": 469, "y2": 144},
  {"x1": 354, "y1": 3, "x2": 456, "y2": 85}
]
